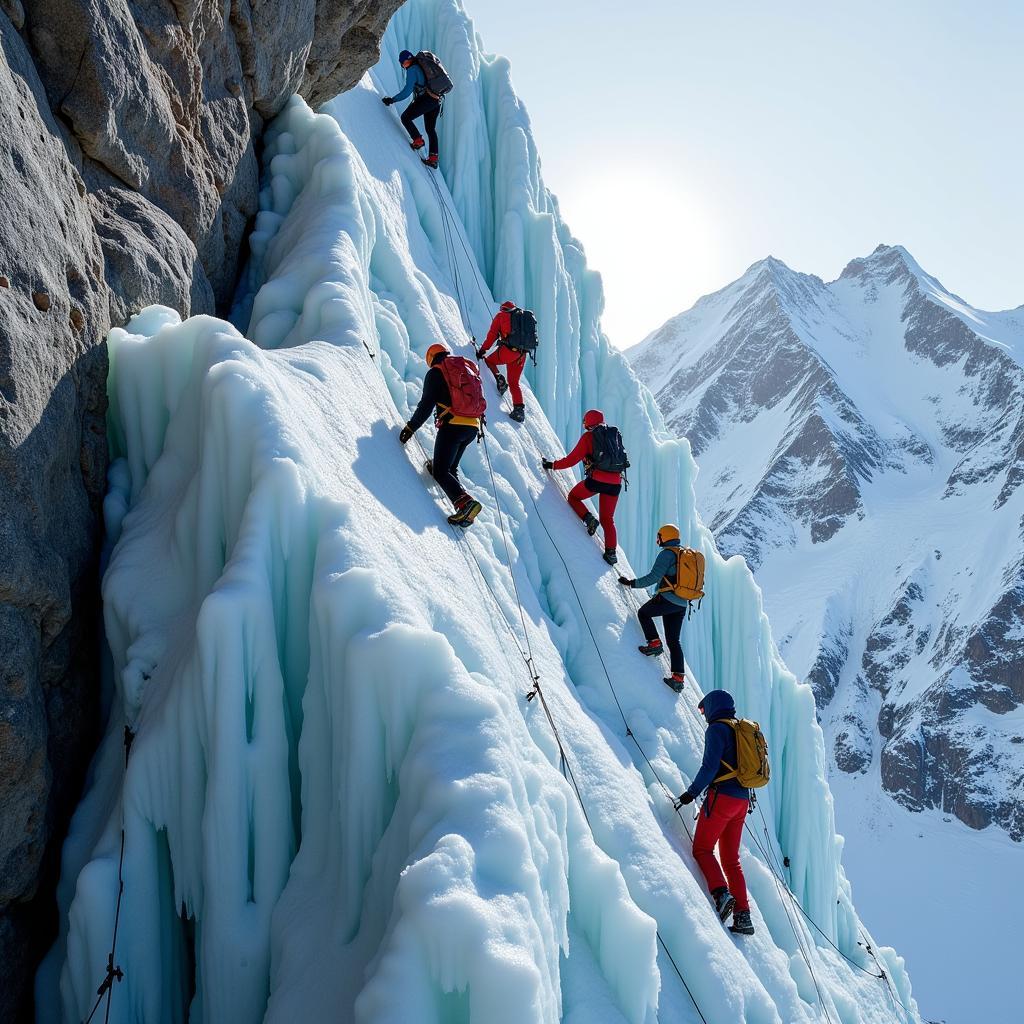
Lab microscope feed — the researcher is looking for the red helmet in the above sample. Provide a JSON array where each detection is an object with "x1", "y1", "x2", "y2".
[
  {"x1": 425, "y1": 343, "x2": 449, "y2": 366},
  {"x1": 500, "y1": 300, "x2": 516, "y2": 311},
  {"x1": 582, "y1": 409, "x2": 604, "y2": 429}
]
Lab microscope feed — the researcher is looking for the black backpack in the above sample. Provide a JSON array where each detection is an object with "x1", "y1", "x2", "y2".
[
  {"x1": 415, "y1": 51, "x2": 454, "y2": 98},
  {"x1": 589, "y1": 424, "x2": 629, "y2": 475},
  {"x1": 504, "y1": 307, "x2": 539, "y2": 358}
]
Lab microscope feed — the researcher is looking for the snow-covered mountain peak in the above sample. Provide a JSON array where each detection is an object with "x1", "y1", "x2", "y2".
[
  {"x1": 632, "y1": 242, "x2": 1024, "y2": 844},
  {"x1": 837, "y1": 242, "x2": 921, "y2": 288}
]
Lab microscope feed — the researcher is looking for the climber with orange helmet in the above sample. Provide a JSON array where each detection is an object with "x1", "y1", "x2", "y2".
[
  {"x1": 617, "y1": 524, "x2": 694, "y2": 692},
  {"x1": 476, "y1": 300, "x2": 539, "y2": 423},
  {"x1": 542, "y1": 409, "x2": 628, "y2": 564},
  {"x1": 399, "y1": 342, "x2": 486, "y2": 527}
]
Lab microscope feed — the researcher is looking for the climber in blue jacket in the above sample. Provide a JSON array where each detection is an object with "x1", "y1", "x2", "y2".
[
  {"x1": 676, "y1": 689, "x2": 755, "y2": 935},
  {"x1": 382, "y1": 50, "x2": 441, "y2": 168},
  {"x1": 617, "y1": 524, "x2": 689, "y2": 691}
]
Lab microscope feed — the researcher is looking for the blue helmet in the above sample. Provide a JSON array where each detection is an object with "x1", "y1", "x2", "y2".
[{"x1": 398, "y1": 49, "x2": 415, "y2": 63}]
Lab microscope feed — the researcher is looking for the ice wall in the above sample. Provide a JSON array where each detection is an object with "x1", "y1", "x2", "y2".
[{"x1": 39, "y1": 1, "x2": 920, "y2": 1021}]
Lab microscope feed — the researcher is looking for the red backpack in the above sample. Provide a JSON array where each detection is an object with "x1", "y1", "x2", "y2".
[{"x1": 437, "y1": 356, "x2": 487, "y2": 420}]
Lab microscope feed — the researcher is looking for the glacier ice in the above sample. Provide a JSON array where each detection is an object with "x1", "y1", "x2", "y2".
[{"x1": 37, "y1": 1, "x2": 921, "y2": 1022}]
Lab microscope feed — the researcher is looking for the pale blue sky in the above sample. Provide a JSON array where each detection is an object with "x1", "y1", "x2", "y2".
[{"x1": 467, "y1": 0, "x2": 1024, "y2": 347}]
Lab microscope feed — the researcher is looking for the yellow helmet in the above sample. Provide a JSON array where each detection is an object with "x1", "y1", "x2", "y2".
[
  {"x1": 656, "y1": 524, "x2": 680, "y2": 546},
  {"x1": 425, "y1": 343, "x2": 449, "y2": 367}
]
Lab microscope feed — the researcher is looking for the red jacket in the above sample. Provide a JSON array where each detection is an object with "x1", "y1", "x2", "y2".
[
  {"x1": 552, "y1": 431, "x2": 621, "y2": 485},
  {"x1": 478, "y1": 310, "x2": 513, "y2": 355}
]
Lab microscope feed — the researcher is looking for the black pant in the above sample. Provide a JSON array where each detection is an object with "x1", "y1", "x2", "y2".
[
  {"x1": 432, "y1": 424, "x2": 477, "y2": 503},
  {"x1": 637, "y1": 594, "x2": 685, "y2": 673},
  {"x1": 401, "y1": 95, "x2": 440, "y2": 154}
]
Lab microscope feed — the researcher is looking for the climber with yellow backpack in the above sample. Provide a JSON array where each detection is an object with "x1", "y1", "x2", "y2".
[
  {"x1": 675, "y1": 689, "x2": 770, "y2": 936},
  {"x1": 617, "y1": 524, "x2": 704, "y2": 692}
]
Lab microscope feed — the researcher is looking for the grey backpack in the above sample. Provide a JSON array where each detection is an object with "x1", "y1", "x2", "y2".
[{"x1": 415, "y1": 51, "x2": 454, "y2": 98}]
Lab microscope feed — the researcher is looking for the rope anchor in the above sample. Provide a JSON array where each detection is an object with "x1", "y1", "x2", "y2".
[{"x1": 96, "y1": 954, "x2": 123, "y2": 997}]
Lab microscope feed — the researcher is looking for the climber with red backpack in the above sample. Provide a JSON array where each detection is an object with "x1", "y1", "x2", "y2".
[
  {"x1": 542, "y1": 410, "x2": 628, "y2": 565},
  {"x1": 476, "y1": 300, "x2": 539, "y2": 423},
  {"x1": 617, "y1": 524, "x2": 704, "y2": 692},
  {"x1": 674, "y1": 689, "x2": 770, "y2": 937},
  {"x1": 399, "y1": 343, "x2": 486, "y2": 527},
  {"x1": 382, "y1": 49, "x2": 454, "y2": 169}
]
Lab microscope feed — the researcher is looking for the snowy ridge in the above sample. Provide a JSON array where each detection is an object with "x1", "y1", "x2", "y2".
[{"x1": 39, "y1": 2, "x2": 918, "y2": 1021}]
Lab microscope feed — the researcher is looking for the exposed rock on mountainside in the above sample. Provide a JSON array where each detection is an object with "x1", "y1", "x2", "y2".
[
  {"x1": 0, "y1": 2, "x2": 400, "y2": 1015},
  {"x1": 630, "y1": 244, "x2": 1024, "y2": 841}
]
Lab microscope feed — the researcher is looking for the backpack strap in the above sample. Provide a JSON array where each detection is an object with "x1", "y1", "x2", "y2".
[
  {"x1": 711, "y1": 720, "x2": 740, "y2": 785},
  {"x1": 657, "y1": 548, "x2": 682, "y2": 595}
]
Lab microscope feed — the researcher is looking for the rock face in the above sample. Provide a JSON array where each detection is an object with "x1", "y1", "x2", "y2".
[
  {"x1": 0, "y1": 1, "x2": 401, "y2": 1017},
  {"x1": 630, "y1": 245, "x2": 1024, "y2": 841}
]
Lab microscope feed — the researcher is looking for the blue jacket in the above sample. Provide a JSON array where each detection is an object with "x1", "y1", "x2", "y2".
[
  {"x1": 392, "y1": 63, "x2": 426, "y2": 102},
  {"x1": 632, "y1": 541, "x2": 687, "y2": 608},
  {"x1": 685, "y1": 689, "x2": 750, "y2": 801}
]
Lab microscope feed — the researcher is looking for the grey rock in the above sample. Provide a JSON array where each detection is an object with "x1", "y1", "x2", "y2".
[
  {"x1": 303, "y1": 0, "x2": 404, "y2": 107},
  {"x1": 0, "y1": 17, "x2": 107, "y2": 1019}
]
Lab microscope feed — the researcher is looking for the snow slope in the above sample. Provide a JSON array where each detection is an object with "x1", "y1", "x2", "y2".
[{"x1": 38, "y1": 2, "x2": 919, "y2": 1021}]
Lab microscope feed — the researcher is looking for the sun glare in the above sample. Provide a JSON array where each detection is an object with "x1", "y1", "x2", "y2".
[{"x1": 555, "y1": 164, "x2": 723, "y2": 348}]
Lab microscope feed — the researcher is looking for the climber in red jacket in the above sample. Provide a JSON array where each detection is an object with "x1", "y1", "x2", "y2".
[
  {"x1": 476, "y1": 300, "x2": 537, "y2": 424},
  {"x1": 542, "y1": 409, "x2": 628, "y2": 565}
]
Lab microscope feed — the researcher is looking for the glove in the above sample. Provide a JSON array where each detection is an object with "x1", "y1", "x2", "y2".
[
  {"x1": 475, "y1": 347, "x2": 486, "y2": 360},
  {"x1": 382, "y1": 96, "x2": 395, "y2": 106},
  {"x1": 399, "y1": 424, "x2": 413, "y2": 444},
  {"x1": 617, "y1": 576, "x2": 633, "y2": 587},
  {"x1": 677, "y1": 792, "x2": 694, "y2": 806},
  {"x1": 541, "y1": 458, "x2": 554, "y2": 470}
]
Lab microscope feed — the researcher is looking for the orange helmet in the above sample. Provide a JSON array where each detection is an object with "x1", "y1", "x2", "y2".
[
  {"x1": 656, "y1": 524, "x2": 680, "y2": 546},
  {"x1": 425, "y1": 343, "x2": 449, "y2": 366},
  {"x1": 582, "y1": 409, "x2": 604, "y2": 430}
]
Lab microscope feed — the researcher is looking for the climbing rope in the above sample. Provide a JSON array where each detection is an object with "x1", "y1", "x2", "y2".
[
  {"x1": 82, "y1": 726, "x2": 134, "y2": 1024},
  {"x1": 425, "y1": 169, "x2": 519, "y2": 416},
  {"x1": 527, "y1": 477, "x2": 917, "y2": 1024},
  {"x1": 399, "y1": 168, "x2": 891, "y2": 1024},
  {"x1": 425, "y1": 167, "x2": 493, "y2": 314}
]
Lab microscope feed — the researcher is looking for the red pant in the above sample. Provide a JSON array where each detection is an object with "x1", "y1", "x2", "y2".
[
  {"x1": 485, "y1": 346, "x2": 526, "y2": 405},
  {"x1": 566, "y1": 480, "x2": 618, "y2": 550},
  {"x1": 692, "y1": 791, "x2": 750, "y2": 911}
]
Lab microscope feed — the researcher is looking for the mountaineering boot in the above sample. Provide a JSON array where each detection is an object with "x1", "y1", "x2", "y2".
[
  {"x1": 448, "y1": 494, "x2": 483, "y2": 528},
  {"x1": 602, "y1": 549, "x2": 618, "y2": 565},
  {"x1": 663, "y1": 673, "x2": 685, "y2": 693},
  {"x1": 638, "y1": 639, "x2": 663, "y2": 657},
  {"x1": 712, "y1": 887, "x2": 736, "y2": 923},
  {"x1": 584, "y1": 513, "x2": 599, "y2": 536},
  {"x1": 495, "y1": 372, "x2": 509, "y2": 395},
  {"x1": 729, "y1": 909, "x2": 754, "y2": 935},
  {"x1": 510, "y1": 404, "x2": 525, "y2": 422},
  {"x1": 422, "y1": 153, "x2": 439, "y2": 169},
  {"x1": 410, "y1": 136, "x2": 425, "y2": 151}
]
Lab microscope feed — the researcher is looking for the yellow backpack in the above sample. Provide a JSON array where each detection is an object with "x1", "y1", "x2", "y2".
[
  {"x1": 658, "y1": 547, "x2": 706, "y2": 602},
  {"x1": 714, "y1": 719, "x2": 771, "y2": 789}
]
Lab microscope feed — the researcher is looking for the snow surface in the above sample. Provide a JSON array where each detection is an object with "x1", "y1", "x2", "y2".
[{"x1": 37, "y1": 1, "x2": 921, "y2": 1021}]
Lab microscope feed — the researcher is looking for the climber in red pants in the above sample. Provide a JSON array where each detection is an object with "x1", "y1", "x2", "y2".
[
  {"x1": 476, "y1": 300, "x2": 538, "y2": 423},
  {"x1": 676, "y1": 689, "x2": 755, "y2": 935},
  {"x1": 542, "y1": 409, "x2": 628, "y2": 565}
]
